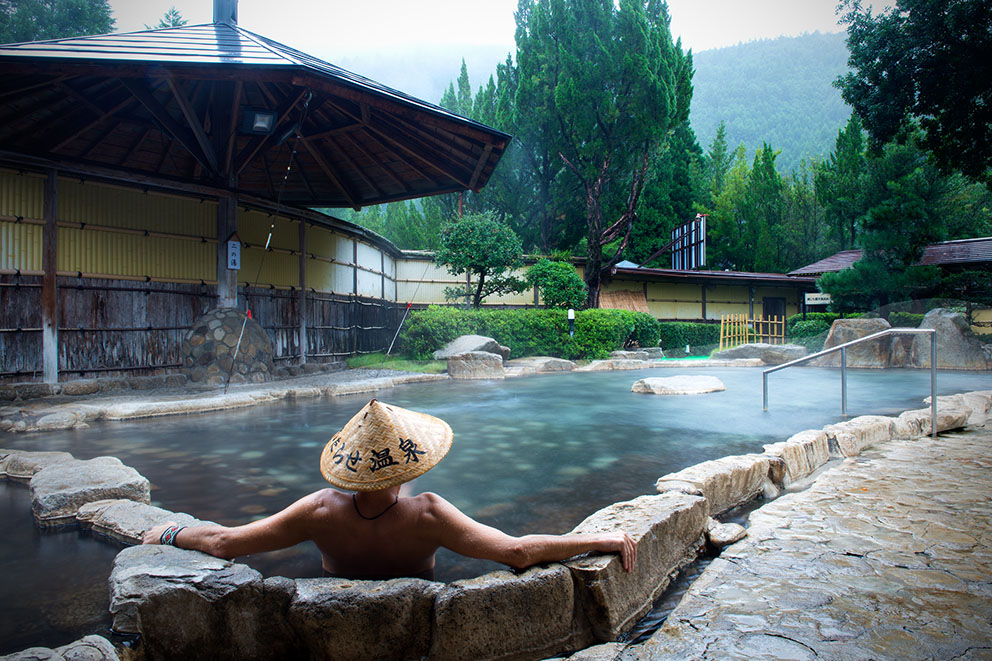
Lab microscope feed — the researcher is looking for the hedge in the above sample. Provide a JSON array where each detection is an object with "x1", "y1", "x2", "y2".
[
  {"x1": 887, "y1": 311, "x2": 924, "y2": 328},
  {"x1": 398, "y1": 306, "x2": 661, "y2": 360},
  {"x1": 657, "y1": 322, "x2": 720, "y2": 354}
]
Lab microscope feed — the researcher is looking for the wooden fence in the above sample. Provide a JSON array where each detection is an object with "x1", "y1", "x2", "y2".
[
  {"x1": 0, "y1": 273, "x2": 403, "y2": 380},
  {"x1": 719, "y1": 313, "x2": 786, "y2": 351}
]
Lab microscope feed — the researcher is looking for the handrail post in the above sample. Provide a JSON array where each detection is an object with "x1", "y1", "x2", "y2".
[
  {"x1": 763, "y1": 371, "x2": 768, "y2": 411},
  {"x1": 841, "y1": 346, "x2": 848, "y2": 418},
  {"x1": 930, "y1": 330, "x2": 937, "y2": 438}
]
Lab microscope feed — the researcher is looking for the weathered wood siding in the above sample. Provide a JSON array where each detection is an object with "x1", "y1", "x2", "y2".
[{"x1": 0, "y1": 171, "x2": 403, "y2": 379}]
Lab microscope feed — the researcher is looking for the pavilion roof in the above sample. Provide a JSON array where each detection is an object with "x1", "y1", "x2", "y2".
[
  {"x1": 788, "y1": 237, "x2": 992, "y2": 276},
  {"x1": 0, "y1": 23, "x2": 510, "y2": 209}
]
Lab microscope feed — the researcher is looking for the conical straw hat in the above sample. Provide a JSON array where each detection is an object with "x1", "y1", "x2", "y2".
[{"x1": 320, "y1": 399, "x2": 453, "y2": 491}]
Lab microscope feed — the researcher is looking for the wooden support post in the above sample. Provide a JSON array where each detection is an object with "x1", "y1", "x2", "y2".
[
  {"x1": 298, "y1": 221, "x2": 307, "y2": 365},
  {"x1": 216, "y1": 195, "x2": 238, "y2": 308},
  {"x1": 701, "y1": 285, "x2": 707, "y2": 320},
  {"x1": 42, "y1": 170, "x2": 58, "y2": 384}
]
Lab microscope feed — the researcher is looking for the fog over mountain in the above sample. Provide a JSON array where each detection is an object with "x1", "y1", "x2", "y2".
[{"x1": 337, "y1": 31, "x2": 852, "y2": 172}]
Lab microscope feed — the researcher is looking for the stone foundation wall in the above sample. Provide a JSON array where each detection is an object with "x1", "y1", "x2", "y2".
[{"x1": 2, "y1": 389, "x2": 989, "y2": 660}]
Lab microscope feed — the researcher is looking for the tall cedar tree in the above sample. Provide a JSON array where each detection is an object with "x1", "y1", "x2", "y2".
[
  {"x1": 514, "y1": 0, "x2": 693, "y2": 307},
  {"x1": 837, "y1": 0, "x2": 992, "y2": 184}
]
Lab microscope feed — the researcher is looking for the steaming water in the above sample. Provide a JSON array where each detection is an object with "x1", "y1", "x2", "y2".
[{"x1": 2, "y1": 366, "x2": 989, "y2": 653}]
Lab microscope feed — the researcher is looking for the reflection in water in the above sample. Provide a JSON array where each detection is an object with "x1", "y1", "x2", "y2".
[{"x1": 3, "y1": 366, "x2": 988, "y2": 651}]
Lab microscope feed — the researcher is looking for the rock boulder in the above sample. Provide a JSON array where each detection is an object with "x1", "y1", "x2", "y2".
[
  {"x1": 446, "y1": 351, "x2": 505, "y2": 379},
  {"x1": 30, "y1": 457, "x2": 150, "y2": 526},
  {"x1": 2, "y1": 450, "x2": 74, "y2": 482},
  {"x1": 657, "y1": 454, "x2": 773, "y2": 517},
  {"x1": 109, "y1": 545, "x2": 299, "y2": 660},
  {"x1": 433, "y1": 335, "x2": 507, "y2": 361},
  {"x1": 910, "y1": 309, "x2": 989, "y2": 370},
  {"x1": 711, "y1": 343, "x2": 807, "y2": 365},
  {"x1": 631, "y1": 375, "x2": 725, "y2": 395},
  {"x1": 566, "y1": 492, "x2": 708, "y2": 640},
  {"x1": 813, "y1": 318, "x2": 892, "y2": 367}
]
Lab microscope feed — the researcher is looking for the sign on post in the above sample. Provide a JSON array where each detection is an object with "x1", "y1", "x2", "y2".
[
  {"x1": 805, "y1": 292, "x2": 831, "y2": 306},
  {"x1": 227, "y1": 233, "x2": 241, "y2": 270}
]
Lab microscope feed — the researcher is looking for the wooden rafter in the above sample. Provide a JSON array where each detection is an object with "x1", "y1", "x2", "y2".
[
  {"x1": 340, "y1": 131, "x2": 407, "y2": 193},
  {"x1": 120, "y1": 78, "x2": 214, "y2": 173},
  {"x1": 369, "y1": 111, "x2": 474, "y2": 189},
  {"x1": 48, "y1": 94, "x2": 136, "y2": 153},
  {"x1": 468, "y1": 143, "x2": 493, "y2": 192},
  {"x1": 298, "y1": 135, "x2": 359, "y2": 209},
  {"x1": 117, "y1": 125, "x2": 152, "y2": 166},
  {"x1": 324, "y1": 134, "x2": 385, "y2": 198},
  {"x1": 167, "y1": 77, "x2": 219, "y2": 174}
]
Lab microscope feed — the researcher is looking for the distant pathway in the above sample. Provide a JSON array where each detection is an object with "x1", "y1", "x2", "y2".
[{"x1": 624, "y1": 429, "x2": 992, "y2": 660}]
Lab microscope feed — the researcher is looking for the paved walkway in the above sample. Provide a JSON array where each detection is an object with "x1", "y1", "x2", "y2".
[{"x1": 621, "y1": 428, "x2": 992, "y2": 660}]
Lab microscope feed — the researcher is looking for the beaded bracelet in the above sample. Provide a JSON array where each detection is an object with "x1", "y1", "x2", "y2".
[{"x1": 159, "y1": 525, "x2": 186, "y2": 546}]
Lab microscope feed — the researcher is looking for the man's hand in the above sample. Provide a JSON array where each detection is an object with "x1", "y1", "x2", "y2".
[
  {"x1": 143, "y1": 521, "x2": 178, "y2": 545},
  {"x1": 597, "y1": 532, "x2": 637, "y2": 572}
]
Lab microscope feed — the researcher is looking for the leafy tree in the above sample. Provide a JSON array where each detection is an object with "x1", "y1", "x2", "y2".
[
  {"x1": 514, "y1": 0, "x2": 693, "y2": 307},
  {"x1": 781, "y1": 160, "x2": 831, "y2": 271},
  {"x1": 705, "y1": 144, "x2": 750, "y2": 270},
  {"x1": 0, "y1": 0, "x2": 114, "y2": 43},
  {"x1": 837, "y1": 0, "x2": 992, "y2": 184},
  {"x1": 526, "y1": 258, "x2": 587, "y2": 309},
  {"x1": 741, "y1": 143, "x2": 786, "y2": 271},
  {"x1": 146, "y1": 6, "x2": 187, "y2": 29},
  {"x1": 434, "y1": 212, "x2": 528, "y2": 308}
]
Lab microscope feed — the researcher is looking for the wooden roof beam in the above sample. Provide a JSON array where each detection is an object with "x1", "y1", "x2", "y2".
[
  {"x1": 339, "y1": 131, "x2": 408, "y2": 194},
  {"x1": 298, "y1": 135, "x2": 360, "y2": 209},
  {"x1": 468, "y1": 143, "x2": 493, "y2": 192},
  {"x1": 0, "y1": 74, "x2": 69, "y2": 103},
  {"x1": 117, "y1": 126, "x2": 152, "y2": 166},
  {"x1": 47, "y1": 94, "x2": 136, "y2": 153},
  {"x1": 120, "y1": 78, "x2": 215, "y2": 174},
  {"x1": 323, "y1": 134, "x2": 385, "y2": 199},
  {"x1": 166, "y1": 77, "x2": 219, "y2": 174},
  {"x1": 369, "y1": 113, "x2": 474, "y2": 190}
]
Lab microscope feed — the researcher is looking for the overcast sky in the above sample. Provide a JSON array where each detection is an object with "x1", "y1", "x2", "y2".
[{"x1": 109, "y1": 0, "x2": 866, "y2": 58}]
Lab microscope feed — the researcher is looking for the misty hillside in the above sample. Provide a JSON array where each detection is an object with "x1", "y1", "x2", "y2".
[
  {"x1": 690, "y1": 32, "x2": 852, "y2": 172},
  {"x1": 337, "y1": 32, "x2": 853, "y2": 174}
]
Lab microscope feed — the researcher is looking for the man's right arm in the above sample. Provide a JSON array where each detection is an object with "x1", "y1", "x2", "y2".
[{"x1": 419, "y1": 493, "x2": 637, "y2": 572}]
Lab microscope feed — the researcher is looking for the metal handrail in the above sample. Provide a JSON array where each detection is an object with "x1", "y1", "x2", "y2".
[{"x1": 763, "y1": 328, "x2": 937, "y2": 438}]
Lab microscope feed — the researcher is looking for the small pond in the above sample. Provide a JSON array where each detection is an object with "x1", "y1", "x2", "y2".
[{"x1": 2, "y1": 365, "x2": 989, "y2": 653}]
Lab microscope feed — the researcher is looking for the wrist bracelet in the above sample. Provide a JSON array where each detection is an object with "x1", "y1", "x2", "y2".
[{"x1": 159, "y1": 525, "x2": 186, "y2": 546}]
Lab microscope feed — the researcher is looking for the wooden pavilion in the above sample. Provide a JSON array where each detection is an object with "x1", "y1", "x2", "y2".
[{"x1": 0, "y1": 4, "x2": 509, "y2": 383}]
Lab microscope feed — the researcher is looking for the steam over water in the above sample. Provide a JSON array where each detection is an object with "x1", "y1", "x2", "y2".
[{"x1": 2, "y1": 366, "x2": 989, "y2": 652}]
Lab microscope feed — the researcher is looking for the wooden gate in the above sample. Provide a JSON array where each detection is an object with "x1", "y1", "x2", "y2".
[{"x1": 719, "y1": 313, "x2": 785, "y2": 351}]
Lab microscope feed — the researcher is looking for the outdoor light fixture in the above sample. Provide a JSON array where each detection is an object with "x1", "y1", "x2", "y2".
[{"x1": 241, "y1": 108, "x2": 277, "y2": 135}]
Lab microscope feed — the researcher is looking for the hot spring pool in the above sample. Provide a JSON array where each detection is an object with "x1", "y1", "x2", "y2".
[{"x1": 2, "y1": 365, "x2": 989, "y2": 653}]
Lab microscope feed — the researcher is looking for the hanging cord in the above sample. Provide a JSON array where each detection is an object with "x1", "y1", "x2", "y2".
[{"x1": 224, "y1": 91, "x2": 312, "y2": 394}]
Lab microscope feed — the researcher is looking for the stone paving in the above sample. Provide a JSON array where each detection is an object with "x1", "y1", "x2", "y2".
[{"x1": 620, "y1": 428, "x2": 992, "y2": 661}]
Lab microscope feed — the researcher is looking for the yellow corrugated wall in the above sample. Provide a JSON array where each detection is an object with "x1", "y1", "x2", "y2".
[
  {"x1": 0, "y1": 170, "x2": 44, "y2": 220},
  {"x1": 0, "y1": 221, "x2": 41, "y2": 271},
  {"x1": 58, "y1": 226, "x2": 214, "y2": 280},
  {"x1": 60, "y1": 179, "x2": 215, "y2": 235}
]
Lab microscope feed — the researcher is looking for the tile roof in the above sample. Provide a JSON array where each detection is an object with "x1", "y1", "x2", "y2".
[{"x1": 788, "y1": 237, "x2": 992, "y2": 276}]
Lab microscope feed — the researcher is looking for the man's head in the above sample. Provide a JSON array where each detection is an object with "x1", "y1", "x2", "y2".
[{"x1": 319, "y1": 399, "x2": 453, "y2": 491}]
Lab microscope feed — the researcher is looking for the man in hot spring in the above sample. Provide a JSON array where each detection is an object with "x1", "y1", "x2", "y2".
[{"x1": 145, "y1": 399, "x2": 636, "y2": 580}]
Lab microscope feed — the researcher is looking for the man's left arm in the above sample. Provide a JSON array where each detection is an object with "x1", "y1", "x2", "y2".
[{"x1": 143, "y1": 493, "x2": 317, "y2": 559}]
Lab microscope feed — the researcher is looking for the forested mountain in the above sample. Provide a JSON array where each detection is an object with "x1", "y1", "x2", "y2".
[{"x1": 690, "y1": 32, "x2": 851, "y2": 173}]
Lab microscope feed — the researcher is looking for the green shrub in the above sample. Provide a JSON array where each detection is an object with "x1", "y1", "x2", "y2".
[
  {"x1": 397, "y1": 306, "x2": 659, "y2": 360},
  {"x1": 526, "y1": 258, "x2": 587, "y2": 309},
  {"x1": 887, "y1": 311, "x2": 924, "y2": 328},
  {"x1": 788, "y1": 318, "x2": 832, "y2": 352},
  {"x1": 658, "y1": 322, "x2": 720, "y2": 355}
]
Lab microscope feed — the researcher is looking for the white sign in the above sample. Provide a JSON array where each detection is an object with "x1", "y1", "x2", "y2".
[
  {"x1": 805, "y1": 292, "x2": 831, "y2": 306},
  {"x1": 227, "y1": 240, "x2": 241, "y2": 270}
]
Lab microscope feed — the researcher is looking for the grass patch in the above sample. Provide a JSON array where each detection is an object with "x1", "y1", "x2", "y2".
[{"x1": 345, "y1": 353, "x2": 447, "y2": 374}]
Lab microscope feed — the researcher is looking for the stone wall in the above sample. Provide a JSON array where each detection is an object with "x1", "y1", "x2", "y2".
[{"x1": 2, "y1": 389, "x2": 989, "y2": 660}]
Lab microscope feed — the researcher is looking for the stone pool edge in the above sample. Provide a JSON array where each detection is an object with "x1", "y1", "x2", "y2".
[{"x1": 1, "y1": 389, "x2": 988, "y2": 660}]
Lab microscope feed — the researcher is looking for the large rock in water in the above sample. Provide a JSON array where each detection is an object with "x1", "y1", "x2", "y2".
[
  {"x1": 631, "y1": 376, "x2": 726, "y2": 395},
  {"x1": 446, "y1": 351, "x2": 505, "y2": 379},
  {"x1": 812, "y1": 318, "x2": 892, "y2": 367},
  {"x1": 711, "y1": 343, "x2": 807, "y2": 365},
  {"x1": 433, "y1": 335, "x2": 510, "y2": 361},
  {"x1": 910, "y1": 308, "x2": 990, "y2": 370},
  {"x1": 30, "y1": 457, "x2": 150, "y2": 526}
]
